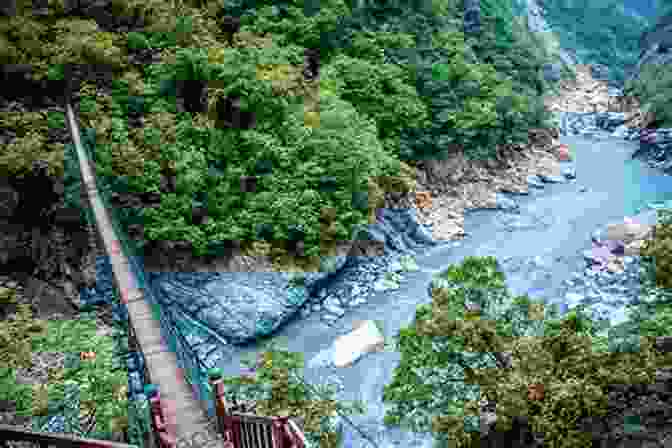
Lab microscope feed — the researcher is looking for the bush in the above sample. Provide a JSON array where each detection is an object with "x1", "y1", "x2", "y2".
[
  {"x1": 625, "y1": 63, "x2": 672, "y2": 128},
  {"x1": 109, "y1": 46, "x2": 412, "y2": 259},
  {"x1": 640, "y1": 209, "x2": 672, "y2": 290},
  {"x1": 127, "y1": 31, "x2": 151, "y2": 50},
  {"x1": 321, "y1": 54, "x2": 431, "y2": 157},
  {"x1": 382, "y1": 256, "x2": 672, "y2": 448},
  {"x1": 541, "y1": 0, "x2": 649, "y2": 86},
  {"x1": 221, "y1": 340, "x2": 366, "y2": 448}
]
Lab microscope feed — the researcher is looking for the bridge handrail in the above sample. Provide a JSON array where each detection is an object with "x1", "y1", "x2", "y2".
[
  {"x1": 208, "y1": 369, "x2": 307, "y2": 448},
  {"x1": 0, "y1": 424, "x2": 138, "y2": 448}
]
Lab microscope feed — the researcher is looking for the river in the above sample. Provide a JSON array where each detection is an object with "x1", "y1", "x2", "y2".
[{"x1": 204, "y1": 128, "x2": 672, "y2": 448}]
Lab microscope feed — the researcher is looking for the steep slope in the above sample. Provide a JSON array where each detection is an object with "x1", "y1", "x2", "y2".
[
  {"x1": 622, "y1": 11, "x2": 672, "y2": 129},
  {"x1": 543, "y1": 64, "x2": 612, "y2": 113},
  {"x1": 536, "y1": 0, "x2": 654, "y2": 88}
]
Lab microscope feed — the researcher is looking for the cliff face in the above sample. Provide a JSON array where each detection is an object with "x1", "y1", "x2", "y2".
[
  {"x1": 0, "y1": 69, "x2": 99, "y2": 317},
  {"x1": 628, "y1": 12, "x2": 672, "y2": 84},
  {"x1": 521, "y1": 0, "x2": 579, "y2": 69}
]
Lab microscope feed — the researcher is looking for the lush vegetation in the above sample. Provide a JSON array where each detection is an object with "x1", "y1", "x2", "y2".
[
  {"x1": 15, "y1": 0, "x2": 671, "y2": 446},
  {"x1": 217, "y1": 250, "x2": 672, "y2": 448},
  {"x1": 1, "y1": 0, "x2": 564, "y2": 266},
  {"x1": 219, "y1": 339, "x2": 365, "y2": 448},
  {"x1": 379, "y1": 255, "x2": 672, "y2": 447},
  {"x1": 0, "y1": 110, "x2": 66, "y2": 178},
  {"x1": 0, "y1": 299, "x2": 132, "y2": 441},
  {"x1": 541, "y1": 0, "x2": 653, "y2": 86},
  {"x1": 623, "y1": 56, "x2": 672, "y2": 128}
]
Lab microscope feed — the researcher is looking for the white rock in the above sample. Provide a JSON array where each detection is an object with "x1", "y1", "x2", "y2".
[{"x1": 332, "y1": 320, "x2": 385, "y2": 368}]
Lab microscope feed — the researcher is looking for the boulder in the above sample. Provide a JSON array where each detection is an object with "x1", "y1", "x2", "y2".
[
  {"x1": 605, "y1": 221, "x2": 653, "y2": 245},
  {"x1": 463, "y1": 0, "x2": 481, "y2": 35},
  {"x1": 590, "y1": 64, "x2": 609, "y2": 81},
  {"x1": 542, "y1": 63, "x2": 561, "y2": 83},
  {"x1": 332, "y1": 320, "x2": 385, "y2": 368}
]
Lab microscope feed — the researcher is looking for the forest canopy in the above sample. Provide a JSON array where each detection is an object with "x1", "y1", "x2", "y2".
[{"x1": 3, "y1": 0, "x2": 560, "y2": 262}]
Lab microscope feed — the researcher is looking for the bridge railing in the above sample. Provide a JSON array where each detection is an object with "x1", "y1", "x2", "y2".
[
  {"x1": 0, "y1": 424, "x2": 138, "y2": 448},
  {"x1": 207, "y1": 369, "x2": 307, "y2": 448}
]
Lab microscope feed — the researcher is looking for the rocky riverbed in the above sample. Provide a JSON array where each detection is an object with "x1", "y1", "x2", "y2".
[{"x1": 183, "y1": 115, "x2": 672, "y2": 448}]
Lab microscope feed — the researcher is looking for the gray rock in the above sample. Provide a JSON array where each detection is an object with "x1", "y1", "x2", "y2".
[
  {"x1": 527, "y1": 175, "x2": 545, "y2": 188},
  {"x1": 538, "y1": 174, "x2": 566, "y2": 184},
  {"x1": 561, "y1": 167, "x2": 576, "y2": 179},
  {"x1": 351, "y1": 208, "x2": 437, "y2": 257},
  {"x1": 148, "y1": 208, "x2": 436, "y2": 345},
  {"x1": 463, "y1": 0, "x2": 480, "y2": 34},
  {"x1": 495, "y1": 193, "x2": 519, "y2": 212},
  {"x1": 542, "y1": 63, "x2": 562, "y2": 82},
  {"x1": 590, "y1": 64, "x2": 609, "y2": 81},
  {"x1": 153, "y1": 273, "x2": 302, "y2": 344}
]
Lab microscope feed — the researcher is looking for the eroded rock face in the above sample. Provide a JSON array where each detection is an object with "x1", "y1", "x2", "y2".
[
  {"x1": 463, "y1": 0, "x2": 481, "y2": 35},
  {"x1": 542, "y1": 63, "x2": 561, "y2": 82},
  {"x1": 544, "y1": 64, "x2": 612, "y2": 113},
  {"x1": 590, "y1": 63, "x2": 610, "y2": 81},
  {"x1": 628, "y1": 13, "x2": 672, "y2": 86}
]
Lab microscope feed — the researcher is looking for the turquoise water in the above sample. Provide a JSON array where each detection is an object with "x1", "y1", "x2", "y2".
[
  {"x1": 623, "y1": 157, "x2": 672, "y2": 216},
  {"x1": 569, "y1": 134, "x2": 672, "y2": 218}
]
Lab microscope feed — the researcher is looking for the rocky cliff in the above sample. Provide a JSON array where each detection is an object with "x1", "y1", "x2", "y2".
[
  {"x1": 608, "y1": 10, "x2": 672, "y2": 130},
  {"x1": 628, "y1": 12, "x2": 672, "y2": 84},
  {"x1": 520, "y1": 0, "x2": 579, "y2": 70}
]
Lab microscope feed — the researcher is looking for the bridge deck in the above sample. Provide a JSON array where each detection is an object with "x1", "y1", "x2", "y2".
[{"x1": 66, "y1": 102, "x2": 225, "y2": 448}]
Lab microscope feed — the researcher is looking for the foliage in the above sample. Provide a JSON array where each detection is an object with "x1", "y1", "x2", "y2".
[
  {"x1": 0, "y1": 290, "x2": 130, "y2": 440},
  {"x1": 220, "y1": 339, "x2": 366, "y2": 448},
  {"x1": 401, "y1": 29, "x2": 546, "y2": 161},
  {"x1": 381, "y1": 256, "x2": 672, "y2": 448},
  {"x1": 0, "y1": 111, "x2": 66, "y2": 177},
  {"x1": 542, "y1": 0, "x2": 652, "y2": 85},
  {"x1": 2, "y1": 0, "x2": 566, "y2": 262},
  {"x1": 0, "y1": 304, "x2": 49, "y2": 370},
  {"x1": 624, "y1": 62, "x2": 672, "y2": 128},
  {"x1": 640, "y1": 209, "x2": 672, "y2": 290},
  {"x1": 127, "y1": 31, "x2": 151, "y2": 50},
  {"x1": 240, "y1": 0, "x2": 351, "y2": 53},
  {"x1": 321, "y1": 54, "x2": 431, "y2": 157},
  {"x1": 91, "y1": 44, "x2": 412, "y2": 259}
]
